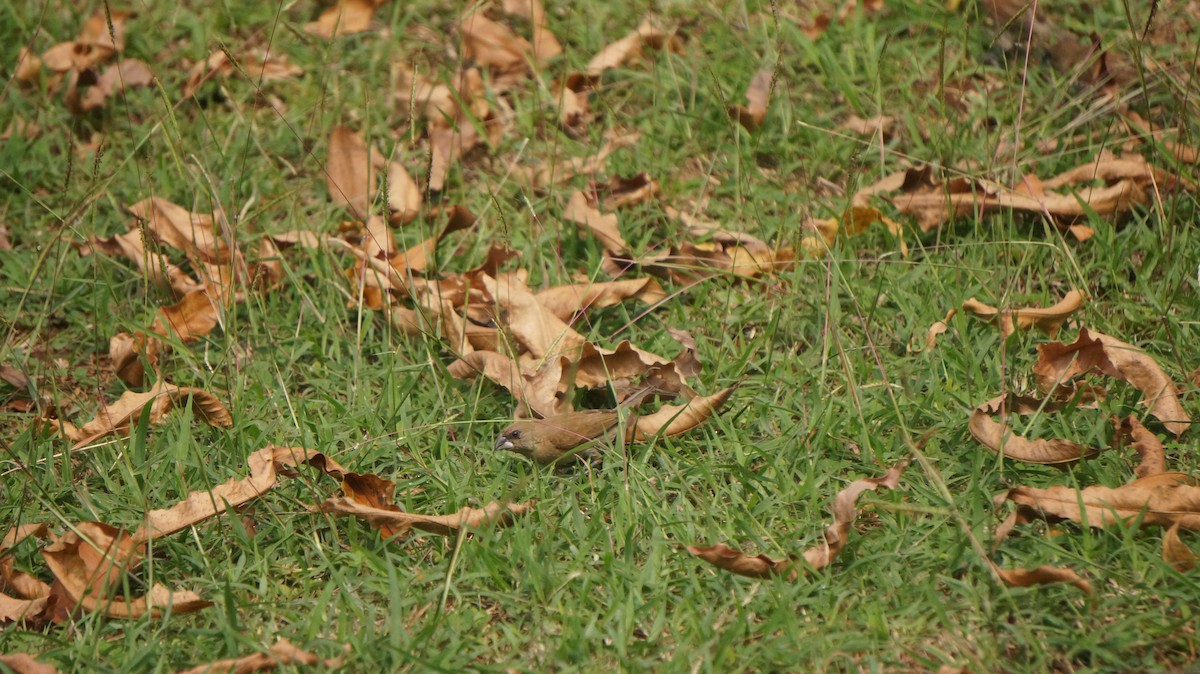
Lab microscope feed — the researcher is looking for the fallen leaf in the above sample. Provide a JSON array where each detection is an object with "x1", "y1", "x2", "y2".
[
  {"x1": 184, "y1": 48, "x2": 302, "y2": 98},
  {"x1": 0, "y1": 653, "x2": 58, "y2": 674},
  {"x1": 998, "y1": 472, "x2": 1200, "y2": 532},
  {"x1": 483, "y1": 273, "x2": 587, "y2": 360},
  {"x1": 690, "y1": 462, "x2": 907, "y2": 579},
  {"x1": 961, "y1": 289, "x2": 1085, "y2": 337},
  {"x1": 500, "y1": 0, "x2": 562, "y2": 62},
  {"x1": 535, "y1": 278, "x2": 666, "y2": 321},
  {"x1": 992, "y1": 563, "x2": 1092, "y2": 592},
  {"x1": 57, "y1": 381, "x2": 230, "y2": 448},
  {"x1": 42, "y1": 522, "x2": 211, "y2": 621},
  {"x1": 728, "y1": 68, "x2": 773, "y2": 132},
  {"x1": 176, "y1": 639, "x2": 345, "y2": 674},
  {"x1": 126, "y1": 197, "x2": 229, "y2": 264},
  {"x1": 563, "y1": 190, "x2": 626, "y2": 253},
  {"x1": 75, "y1": 59, "x2": 154, "y2": 112},
  {"x1": 133, "y1": 446, "x2": 346, "y2": 543},
  {"x1": 459, "y1": 9, "x2": 533, "y2": 73},
  {"x1": 1117, "y1": 415, "x2": 1167, "y2": 479},
  {"x1": 326, "y1": 125, "x2": 384, "y2": 220},
  {"x1": 838, "y1": 114, "x2": 896, "y2": 140},
  {"x1": 968, "y1": 393, "x2": 1095, "y2": 464},
  {"x1": 1163, "y1": 523, "x2": 1197, "y2": 572},
  {"x1": 586, "y1": 17, "x2": 682, "y2": 76},
  {"x1": 151, "y1": 287, "x2": 223, "y2": 343},
  {"x1": 632, "y1": 383, "x2": 737, "y2": 440},
  {"x1": 386, "y1": 160, "x2": 421, "y2": 224},
  {"x1": 1032, "y1": 328, "x2": 1189, "y2": 436},
  {"x1": 318, "y1": 499, "x2": 535, "y2": 538},
  {"x1": 305, "y1": 0, "x2": 379, "y2": 38}
]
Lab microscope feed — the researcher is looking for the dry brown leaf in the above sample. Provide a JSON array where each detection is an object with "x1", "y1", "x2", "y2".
[
  {"x1": 14, "y1": 47, "x2": 42, "y2": 85},
  {"x1": 563, "y1": 191, "x2": 626, "y2": 253},
  {"x1": 339, "y1": 472, "x2": 407, "y2": 540},
  {"x1": 459, "y1": 9, "x2": 532, "y2": 73},
  {"x1": 318, "y1": 499, "x2": 534, "y2": 538},
  {"x1": 60, "y1": 380, "x2": 232, "y2": 448},
  {"x1": 606, "y1": 173, "x2": 661, "y2": 208},
  {"x1": 305, "y1": 0, "x2": 379, "y2": 37},
  {"x1": 152, "y1": 287, "x2": 222, "y2": 342},
  {"x1": 968, "y1": 393, "x2": 1095, "y2": 464},
  {"x1": 176, "y1": 639, "x2": 344, "y2": 674},
  {"x1": 992, "y1": 563, "x2": 1092, "y2": 592},
  {"x1": 483, "y1": 274, "x2": 587, "y2": 360},
  {"x1": 1033, "y1": 328, "x2": 1190, "y2": 436},
  {"x1": 42, "y1": 522, "x2": 211, "y2": 621},
  {"x1": 535, "y1": 278, "x2": 666, "y2": 321},
  {"x1": 183, "y1": 49, "x2": 302, "y2": 98},
  {"x1": 127, "y1": 197, "x2": 228, "y2": 264},
  {"x1": 961, "y1": 289, "x2": 1085, "y2": 337},
  {"x1": 1, "y1": 524, "x2": 53, "y2": 627},
  {"x1": 387, "y1": 160, "x2": 421, "y2": 224},
  {"x1": 0, "y1": 653, "x2": 58, "y2": 674},
  {"x1": 109, "y1": 332, "x2": 156, "y2": 387},
  {"x1": 133, "y1": 446, "x2": 346, "y2": 543},
  {"x1": 1117, "y1": 415, "x2": 1167, "y2": 479},
  {"x1": 729, "y1": 68, "x2": 772, "y2": 132},
  {"x1": 586, "y1": 17, "x2": 682, "y2": 76},
  {"x1": 924, "y1": 308, "x2": 957, "y2": 351},
  {"x1": 1163, "y1": 523, "x2": 1197, "y2": 572},
  {"x1": 686, "y1": 543, "x2": 794, "y2": 579},
  {"x1": 999, "y1": 472, "x2": 1200, "y2": 531},
  {"x1": 74, "y1": 59, "x2": 154, "y2": 112},
  {"x1": 838, "y1": 114, "x2": 896, "y2": 140},
  {"x1": 632, "y1": 383, "x2": 737, "y2": 440},
  {"x1": 42, "y1": 10, "x2": 131, "y2": 73},
  {"x1": 690, "y1": 462, "x2": 907, "y2": 580},
  {"x1": 87, "y1": 229, "x2": 204, "y2": 296},
  {"x1": 326, "y1": 125, "x2": 384, "y2": 220},
  {"x1": 500, "y1": 0, "x2": 562, "y2": 62}
]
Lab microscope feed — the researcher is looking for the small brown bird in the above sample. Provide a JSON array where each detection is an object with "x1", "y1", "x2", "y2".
[{"x1": 494, "y1": 409, "x2": 638, "y2": 467}]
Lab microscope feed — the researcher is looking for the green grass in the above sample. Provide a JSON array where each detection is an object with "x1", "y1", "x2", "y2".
[{"x1": 3, "y1": 0, "x2": 1200, "y2": 671}]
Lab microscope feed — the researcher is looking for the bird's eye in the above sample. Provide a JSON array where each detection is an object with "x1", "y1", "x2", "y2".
[{"x1": 510, "y1": 430, "x2": 521, "y2": 439}]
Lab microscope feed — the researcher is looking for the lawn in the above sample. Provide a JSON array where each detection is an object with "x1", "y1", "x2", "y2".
[{"x1": 2, "y1": 0, "x2": 1199, "y2": 672}]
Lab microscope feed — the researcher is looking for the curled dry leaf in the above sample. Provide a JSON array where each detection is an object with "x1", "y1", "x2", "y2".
[
  {"x1": 387, "y1": 160, "x2": 421, "y2": 224},
  {"x1": 586, "y1": 17, "x2": 682, "y2": 77},
  {"x1": 500, "y1": 0, "x2": 562, "y2": 61},
  {"x1": 991, "y1": 563, "x2": 1092, "y2": 593},
  {"x1": 997, "y1": 472, "x2": 1200, "y2": 533},
  {"x1": 968, "y1": 393, "x2": 1095, "y2": 464},
  {"x1": 0, "y1": 653, "x2": 58, "y2": 674},
  {"x1": 41, "y1": 10, "x2": 131, "y2": 73},
  {"x1": 305, "y1": 0, "x2": 380, "y2": 38},
  {"x1": 563, "y1": 191, "x2": 626, "y2": 254},
  {"x1": 1117, "y1": 415, "x2": 1167, "y2": 479},
  {"x1": 924, "y1": 307, "x2": 957, "y2": 351},
  {"x1": 1163, "y1": 523, "x2": 1197, "y2": 572},
  {"x1": 339, "y1": 472, "x2": 407, "y2": 539},
  {"x1": 1, "y1": 524, "x2": 53, "y2": 626},
  {"x1": 961, "y1": 289, "x2": 1084, "y2": 337},
  {"x1": 483, "y1": 273, "x2": 587, "y2": 360},
  {"x1": 326, "y1": 125, "x2": 384, "y2": 220},
  {"x1": 535, "y1": 278, "x2": 666, "y2": 322},
  {"x1": 42, "y1": 522, "x2": 211, "y2": 621},
  {"x1": 127, "y1": 197, "x2": 228, "y2": 264},
  {"x1": 318, "y1": 499, "x2": 535, "y2": 538},
  {"x1": 729, "y1": 68, "x2": 773, "y2": 132},
  {"x1": 689, "y1": 462, "x2": 907, "y2": 580},
  {"x1": 459, "y1": 9, "x2": 533, "y2": 73},
  {"x1": 133, "y1": 446, "x2": 346, "y2": 543},
  {"x1": 184, "y1": 48, "x2": 302, "y2": 98},
  {"x1": 58, "y1": 380, "x2": 232, "y2": 449},
  {"x1": 631, "y1": 383, "x2": 737, "y2": 440},
  {"x1": 801, "y1": 206, "x2": 905, "y2": 259},
  {"x1": 73, "y1": 59, "x2": 154, "y2": 113},
  {"x1": 177, "y1": 639, "x2": 345, "y2": 674},
  {"x1": 87, "y1": 229, "x2": 203, "y2": 296},
  {"x1": 838, "y1": 114, "x2": 896, "y2": 140},
  {"x1": 1033, "y1": 328, "x2": 1189, "y2": 436}
]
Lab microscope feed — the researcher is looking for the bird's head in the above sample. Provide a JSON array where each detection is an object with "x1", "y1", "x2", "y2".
[{"x1": 494, "y1": 421, "x2": 537, "y2": 458}]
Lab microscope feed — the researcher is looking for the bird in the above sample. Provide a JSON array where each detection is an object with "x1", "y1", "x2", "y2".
[{"x1": 493, "y1": 408, "x2": 638, "y2": 468}]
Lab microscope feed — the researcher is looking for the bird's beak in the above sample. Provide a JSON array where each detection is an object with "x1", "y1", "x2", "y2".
[{"x1": 494, "y1": 435, "x2": 514, "y2": 452}]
